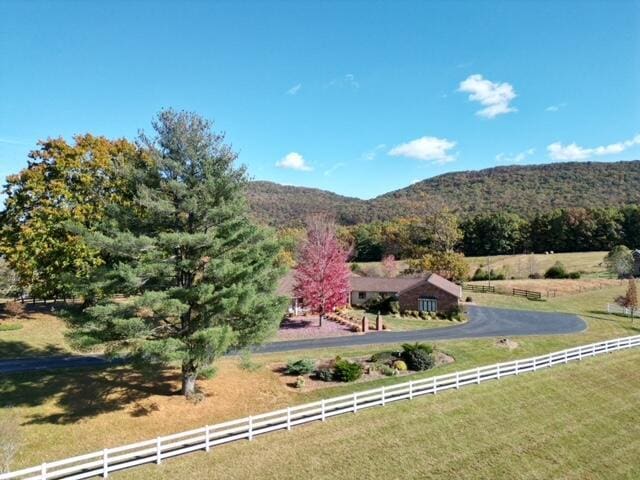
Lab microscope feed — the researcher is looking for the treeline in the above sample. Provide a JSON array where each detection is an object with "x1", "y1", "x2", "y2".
[{"x1": 277, "y1": 207, "x2": 640, "y2": 262}]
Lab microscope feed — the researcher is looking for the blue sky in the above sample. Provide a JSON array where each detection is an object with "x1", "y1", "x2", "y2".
[{"x1": 1, "y1": 0, "x2": 639, "y2": 199}]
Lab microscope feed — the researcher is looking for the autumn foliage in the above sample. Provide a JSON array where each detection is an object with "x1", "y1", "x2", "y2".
[{"x1": 294, "y1": 216, "x2": 351, "y2": 325}]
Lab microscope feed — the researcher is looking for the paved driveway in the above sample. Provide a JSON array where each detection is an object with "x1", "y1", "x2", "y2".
[
  {"x1": 254, "y1": 305, "x2": 586, "y2": 353},
  {"x1": 0, "y1": 306, "x2": 585, "y2": 374}
]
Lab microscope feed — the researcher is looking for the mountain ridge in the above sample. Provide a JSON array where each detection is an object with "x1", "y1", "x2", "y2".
[{"x1": 247, "y1": 160, "x2": 640, "y2": 227}]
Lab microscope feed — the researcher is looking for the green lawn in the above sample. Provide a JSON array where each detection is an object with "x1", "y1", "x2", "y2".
[
  {"x1": 118, "y1": 348, "x2": 640, "y2": 480},
  {"x1": 0, "y1": 311, "x2": 73, "y2": 359},
  {"x1": 2, "y1": 284, "x2": 638, "y2": 471},
  {"x1": 345, "y1": 308, "x2": 465, "y2": 331}
]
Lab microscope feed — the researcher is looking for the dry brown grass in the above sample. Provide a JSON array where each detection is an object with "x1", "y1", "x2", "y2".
[{"x1": 468, "y1": 278, "x2": 625, "y2": 297}]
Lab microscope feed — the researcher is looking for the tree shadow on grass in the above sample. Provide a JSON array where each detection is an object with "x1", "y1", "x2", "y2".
[
  {"x1": 0, "y1": 340, "x2": 68, "y2": 359},
  {"x1": 586, "y1": 310, "x2": 640, "y2": 333},
  {"x1": 0, "y1": 364, "x2": 178, "y2": 425}
]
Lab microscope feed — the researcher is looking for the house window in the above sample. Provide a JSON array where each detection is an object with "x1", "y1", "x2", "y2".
[
  {"x1": 357, "y1": 291, "x2": 366, "y2": 300},
  {"x1": 419, "y1": 297, "x2": 437, "y2": 312}
]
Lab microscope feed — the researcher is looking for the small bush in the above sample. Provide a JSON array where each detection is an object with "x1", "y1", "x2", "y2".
[
  {"x1": 370, "y1": 351, "x2": 398, "y2": 364},
  {"x1": 465, "y1": 296, "x2": 473, "y2": 302},
  {"x1": 295, "y1": 376, "x2": 305, "y2": 389},
  {"x1": 401, "y1": 343, "x2": 435, "y2": 371},
  {"x1": 333, "y1": 359, "x2": 363, "y2": 382},
  {"x1": 568, "y1": 271, "x2": 581, "y2": 279},
  {"x1": 544, "y1": 262, "x2": 568, "y2": 279},
  {"x1": 418, "y1": 311, "x2": 428, "y2": 320},
  {"x1": 528, "y1": 272, "x2": 543, "y2": 279},
  {"x1": 392, "y1": 360, "x2": 408, "y2": 371},
  {"x1": 285, "y1": 358, "x2": 315, "y2": 376},
  {"x1": 239, "y1": 350, "x2": 261, "y2": 372},
  {"x1": 314, "y1": 367, "x2": 334, "y2": 382},
  {"x1": 4, "y1": 301, "x2": 25, "y2": 318},
  {"x1": 388, "y1": 300, "x2": 400, "y2": 315},
  {"x1": 378, "y1": 364, "x2": 397, "y2": 376}
]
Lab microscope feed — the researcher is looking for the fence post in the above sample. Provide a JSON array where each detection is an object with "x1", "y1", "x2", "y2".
[
  {"x1": 41, "y1": 462, "x2": 47, "y2": 480},
  {"x1": 287, "y1": 407, "x2": 292, "y2": 431},
  {"x1": 103, "y1": 449, "x2": 109, "y2": 478},
  {"x1": 564, "y1": 350, "x2": 568, "y2": 364},
  {"x1": 409, "y1": 381, "x2": 414, "y2": 399},
  {"x1": 496, "y1": 364, "x2": 501, "y2": 379},
  {"x1": 476, "y1": 367, "x2": 481, "y2": 384},
  {"x1": 205, "y1": 425, "x2": 210, "y2": 452},
  {"x1": 248, "y1": 416, "x2": 253, "y2": 441},
  {"x1": 381, "y1": 387, "x2": 386, "y2": 406},
  {"x1": 515, "y1": 361, "x2": 519, "y2": 375},
  {"x1": 455, "y1": 372, "x2": 460, "y2": 389},
  {"x1": 353, "y1": 393, "x2": 358, "y2": 413},
  {"x1": 321, "y1": 399, "x2": 326, "y2": 421},
  {"x1": 156, "y1": 437, "x2": 162, "y2": 465},
  {"x1": 433, "y1": 377, "x2": 438, "y2": 394}
]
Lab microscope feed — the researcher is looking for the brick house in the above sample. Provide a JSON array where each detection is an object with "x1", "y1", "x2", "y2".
[
  {"x1": 278, "y1": 272, "x2": 461, "y2": 314},
  {"x1": 349, "y1": 274, "x2": 461, "y2": 313}
]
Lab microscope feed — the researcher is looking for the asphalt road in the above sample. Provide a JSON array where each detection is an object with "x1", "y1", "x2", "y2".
[{"x1": 0, "y1": 306, "x2": 585, "y2": 374}]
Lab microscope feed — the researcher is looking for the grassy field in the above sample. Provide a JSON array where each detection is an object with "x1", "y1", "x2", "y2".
[
  {"x1": 355, "y1": 251, "x2": 610, "y2": 279},
  {"x1": 2, "y1": 284, "x2": 639, "y2": 471},
  {"x1": 117, "y1": 348, "x2": 640, "y2": 480},
  {"x1": 0, "y1": 310, "x2": 73, "y2": 359},
  {"x1": 467, "y1": 278, "x2": 624, "y2": 297},
  {"x1": 466, "y1": 251, "x2": 609, "y2": 278}
]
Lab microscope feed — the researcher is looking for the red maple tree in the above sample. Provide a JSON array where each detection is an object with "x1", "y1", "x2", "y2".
[{"x1": 294, "y1": 216, "x2": 351, "y2": 326}]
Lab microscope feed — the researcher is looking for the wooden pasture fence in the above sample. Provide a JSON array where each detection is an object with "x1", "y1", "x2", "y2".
[
  {"x1": 463, "y1": 285, "x2": 496, "y2": 294},
  {"x1": 2, "y1": 334, "x2": 639, "y2": 480},
  {"x1": 512, "y1": 288, "x2": 542, "y2": 300}
]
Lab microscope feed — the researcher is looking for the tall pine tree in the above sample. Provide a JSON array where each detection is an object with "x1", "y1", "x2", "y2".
[{"x1": 67, "y1": 110, "x2": 287, "y2": 397}]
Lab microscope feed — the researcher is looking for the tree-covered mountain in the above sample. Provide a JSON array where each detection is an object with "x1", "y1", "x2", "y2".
[{"x1": 247, "y1": 160, "x2": 640, "y2": 227}]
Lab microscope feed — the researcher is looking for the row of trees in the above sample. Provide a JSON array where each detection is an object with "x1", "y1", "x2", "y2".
[
  {"x1": 0, "y1": 110, "x2": 287, "y2": 397},
  {"x1": 301, "y1": 208, "x2": 640, "y2": 262}
]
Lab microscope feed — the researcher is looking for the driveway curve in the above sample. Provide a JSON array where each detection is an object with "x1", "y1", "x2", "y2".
[
  {"x1": 254, "y1": 305, "x2": 586, "y2": 354},
  {"x1": 0, "y1": 306, "x2": 585, "y2": 373}
]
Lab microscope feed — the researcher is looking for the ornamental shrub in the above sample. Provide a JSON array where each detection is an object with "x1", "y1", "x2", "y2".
[
  {"x1": 333, "y1": 359, "x2": 363, "y2": 382},
  {"x1": 392, "y1": 360, "x2": 408, "y2": 371},
  {"x1": 370, "y1": 351, "x2": 398, "y2": 364},
  {"x1": 4, "y1": 301, "x2": 25, "y2": 318},
  {"x1": 378, "y1": 364, "x2": 396, "y2": 376},
  {"x1": 401, "y1": 343, "x2": 435, "y2": 371},
  {"x1": 315, "y1": 367, "x2": 334, "y2": 382},
  {"x1": 285, "y1": 358, "x2": 315, "y2": 376}
]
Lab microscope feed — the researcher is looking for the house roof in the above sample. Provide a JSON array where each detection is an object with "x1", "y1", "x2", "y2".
[
  {"x1": 349, "y1": 276, "x2": 424, "y2": 293},
  {"x1": 277, "y1": 271, "x2": 461, "y2": 298}
]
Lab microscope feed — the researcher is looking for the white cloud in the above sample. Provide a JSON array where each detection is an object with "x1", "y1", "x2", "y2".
[
  {"x1": 286, "y1": 83, "x2": 301, "y2": 95},
  {"x1": 545, "y1": 102, "x2": 566, "y2": 112},
  {"x1": 327, "y1": 74, "x2": 360, "y2": 90},
  {"x1": 458, "y1": 74, "x2": 517, "y2": 118},
  {"x1": 388, "y1": 136, "x2": 456, "y2": 164},
  {"x1": 547, "y1": 134, "x2": 640, "y2": 161},
  {"x1": 361, "y1": 144, "x2": 386, "y2": 161},
  {"x1": 323, "y1": 162, "x2": 346, "y2": 176},
  {"x1": 496, "y1": 148, "x2": 535, "y2": 164},
  {"x1": 276, "y1": 152, "x2": 312, "y2": 171}
]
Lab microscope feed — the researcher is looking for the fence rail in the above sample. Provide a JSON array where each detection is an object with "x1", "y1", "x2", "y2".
[
  {"x1": 512, "y1": 288, "x2": 542, "y2": 300},
  {"x1": 2, "y1": 334, "x2": 639, "y2": 480},
  {"x1": 463, "y1": 284, "x2": 496, "y2": 293}
]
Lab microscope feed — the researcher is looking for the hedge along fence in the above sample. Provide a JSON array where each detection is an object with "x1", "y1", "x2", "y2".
[{"x1": 2, "y1": 334, "x2": 639, "y2": 480}]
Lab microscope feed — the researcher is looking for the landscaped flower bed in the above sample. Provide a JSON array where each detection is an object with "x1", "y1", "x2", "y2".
[{"x1": 273, "y1": 343, "x2": 455, "y2": 392}]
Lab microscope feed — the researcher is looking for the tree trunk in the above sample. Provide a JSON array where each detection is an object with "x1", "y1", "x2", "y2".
[
  {"x1": 182, "y1": 364, "x2": 197, "y2": 398},
  {"x1": 318, "y1": 310, "x2": 323, "y2": 327}
]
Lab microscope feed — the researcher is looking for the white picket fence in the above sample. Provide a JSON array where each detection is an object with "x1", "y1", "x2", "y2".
[
  {"x1": 2, "y1": 334, "x2": 639, "y2": 480},
  {"x1": 607, "y1": 303, "x2": 636, "y2": 317}
]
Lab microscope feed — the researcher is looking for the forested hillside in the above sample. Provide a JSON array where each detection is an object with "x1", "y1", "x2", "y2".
[{"x1": 248, "y1": 161, "x2": 640, "y2": 226}]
